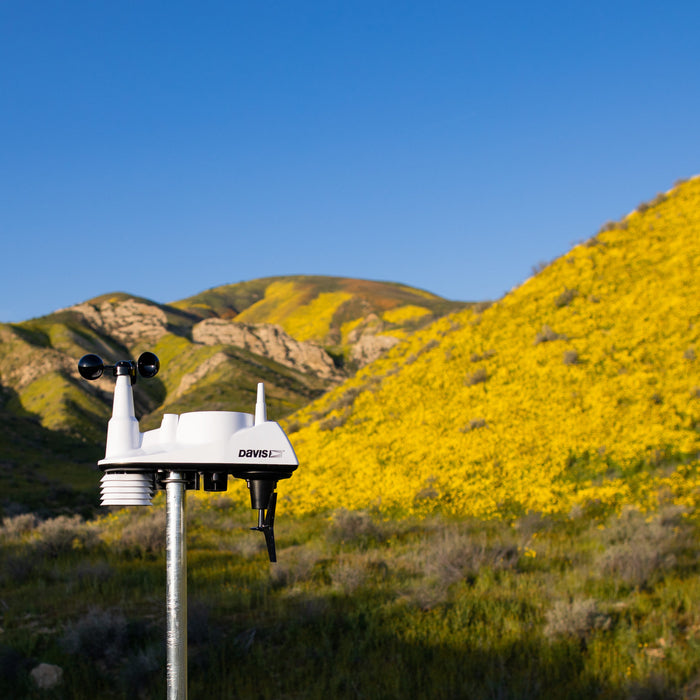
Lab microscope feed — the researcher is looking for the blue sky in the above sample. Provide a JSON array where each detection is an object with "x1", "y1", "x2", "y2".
[{"x1": 1, "y1": 1, "x2": 699, "y2": 322}]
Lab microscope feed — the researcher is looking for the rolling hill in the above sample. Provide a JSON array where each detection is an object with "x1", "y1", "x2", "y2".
[
  {"x1": 172, "y1": 275, "x2": 465, "y2": 366},
  {"x1": 0, "y1": 277, "x2": 466, "y2": 516},
  {"x1": 277, "y1": 178, "x2": 700, "y2": 519}
]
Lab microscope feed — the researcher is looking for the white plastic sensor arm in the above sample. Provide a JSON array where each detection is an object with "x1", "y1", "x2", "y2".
[
  {"x1": 255, "y1": 382, "x2": 267, "y2": 426},
  {"x1": 104, "y1": 374, "x2": 141, "y2": 458}
]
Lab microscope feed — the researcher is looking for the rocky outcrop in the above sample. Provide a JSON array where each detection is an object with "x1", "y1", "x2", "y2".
[
  {"x1": 350, "y1": 334, "x2": 400, "y2": 366},
  {"x1": 192, "y1": 320, "x2": 340, "y2": 379},
  {"x1": 70, "y1": 299, "x2": 170, "y2": 345},
  {"x1": 345, "y1": 314, "x2": 400, "y2": 366}
]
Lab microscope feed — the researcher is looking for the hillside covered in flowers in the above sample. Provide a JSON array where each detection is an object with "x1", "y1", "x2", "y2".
[{"x1": 275, "y1": 177, "x2": 700, "y2": 519}]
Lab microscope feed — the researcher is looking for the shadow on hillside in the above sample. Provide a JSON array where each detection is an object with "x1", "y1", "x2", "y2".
[{"x1": 0, "y1": 385, "x2": 101, "y2": 518}]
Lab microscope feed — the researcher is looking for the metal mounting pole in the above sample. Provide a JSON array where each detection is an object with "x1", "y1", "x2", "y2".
[{"x1": 165, "y1": 471, "x2": 188, "y2": 700}]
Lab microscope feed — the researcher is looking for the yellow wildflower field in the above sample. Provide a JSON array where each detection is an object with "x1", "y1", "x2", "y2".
[{"x1": 274, "y1": 178, "x2": 700, "y2": 519}]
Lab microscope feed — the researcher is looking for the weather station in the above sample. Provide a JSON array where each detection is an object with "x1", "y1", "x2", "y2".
[{"x1": 78, "y1": 352, "x2": 299, "y2": 700}]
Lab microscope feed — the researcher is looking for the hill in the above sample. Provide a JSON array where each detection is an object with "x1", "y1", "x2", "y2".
[
  {"x1": 0, "y1": 277, "x2": 466, "y2": 515},
  {"x1": 172, "y1": 275, "x2": 465, "y2": 367},
  {"x1": 279, "y1": 178, "x2": 700, "y2": 519}
]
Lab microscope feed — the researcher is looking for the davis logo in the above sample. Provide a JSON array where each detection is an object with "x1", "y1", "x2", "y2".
[{"x1": 238, "y1": 449, "x2": 285, "y2": 459}]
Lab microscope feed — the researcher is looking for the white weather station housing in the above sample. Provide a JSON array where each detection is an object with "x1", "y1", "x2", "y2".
[{"x1": 78, "y1": 351, "x2": 299, "y2": 699}]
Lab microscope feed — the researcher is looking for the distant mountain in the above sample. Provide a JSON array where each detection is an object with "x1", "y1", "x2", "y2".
[
  {"x1": 281, "y1": 178, "x2": 700, "y2": 519},
  {"x1": 0, "y1": 276, "x2": 467, "y2": 515}
]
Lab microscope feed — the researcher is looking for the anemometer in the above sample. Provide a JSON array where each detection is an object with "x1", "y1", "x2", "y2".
[{"x1": 78, "y1": 351, "x2": 299, "y2": 698}]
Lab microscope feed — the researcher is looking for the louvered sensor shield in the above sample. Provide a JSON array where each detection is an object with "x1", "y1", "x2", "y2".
[{"x1": 100, "y1": 472, "x2": 156, "y2": 506}]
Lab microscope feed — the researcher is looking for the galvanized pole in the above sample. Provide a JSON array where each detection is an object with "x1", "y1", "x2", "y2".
[{"x1": 165, "y1": 471, "x2": 188, "y2": 699}]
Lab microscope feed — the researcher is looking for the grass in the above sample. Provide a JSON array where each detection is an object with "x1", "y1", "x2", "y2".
[{"x1": 2, "y1": 500, "x2": 700, "y2": 698}]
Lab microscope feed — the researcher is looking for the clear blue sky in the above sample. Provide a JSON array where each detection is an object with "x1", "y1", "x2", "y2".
[{"x1": 2, "y1": 1, "x2": 699, "y2": 323}]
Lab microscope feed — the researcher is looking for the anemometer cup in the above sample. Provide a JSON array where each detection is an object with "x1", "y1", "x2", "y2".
[
  {"x1": 78, "y1": 352, "x2": 160, "y2": 384},
  {"x1": 78, "y1": 353, "x2": 105, "y2": 380},
  {"x1": 137, "y1": 352, "x2": 160, "y2": 378}
]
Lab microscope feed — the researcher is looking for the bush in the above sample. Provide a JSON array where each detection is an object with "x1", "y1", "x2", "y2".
[
  {"x1": 270, "y1": 543, "x2": 324, "y2": 588},
  {"x1": 544, "y1": 598, "x2": 610, "y2": 640},
  {"x1": 470, "y1": 350, "x2": 495, "y2": 362},
  {"x1": 563, "y1": 350, "x2": 580, "y2": 365},
  {"x1": 74, "y1": 560, "x2": 114, "y2": 586},
  {"x1": 35, "y1": 514, "x2": 97, "y2": 555},
  {"x1": 397, "y1": 527, "x2": 519, "y2": 609},
  {"x1": 0, "y1": 513, "x2": 38, "y2": 541},
  {"x1": 320, "y1": 412, "x2": 349, "y2": 431},
  {"x1": 534, "y1": 324, "x2": 566, "y2": 345},
  {"x1": 414, "y1": 477, "x2": 439, "y2": 502},
  {"x1": 472, "y1": 301, "x2": 493, "y2": 313},
  {"x1": 465, "y1": 367, "x2": 489, "y2": 386},
  {"x1": 461, "y1": 418, "x2": 487, "y2": 432},
  {"x1": 285, "y1": 419, "x2": 301, "y2": 434},
  {"x1": 417, "y1": 529, "x2": 518, "y2": 586},
  {"x1": 61, "y1": 608, "x2": 128, "y2": 667},
  {"x1": 327, "y1": 509, "x2": 382, "y2": 546},
  {"x1": 555, "y1": 288, "x2": 578, "y2": 308},
  {"x1": 330, "y1": 556, "x2": 368, "y2": 594},
  {"x1": 597, "y1": 221, "x2": 617, "y2": 234},
  {"x1": 596, "y1": 506, "x2": 690, "y2": 589},
  {"x1": 328, "y1": 387, "x2": 361, "y2": 412},
  {"x1": 422, "y1": 530, "x2": 490, "y2": 585},
  {"x1": 116, "y1": 508, "x2": 166, "y2": 554}
]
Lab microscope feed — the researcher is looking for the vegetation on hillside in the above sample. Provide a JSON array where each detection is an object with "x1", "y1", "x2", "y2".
[
  {"x1": 279, "y1": 178, "x2": 700, "y2": 519},
  {"x1": 173, "y1": 275, "x2": 467, "y2": 347}
]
